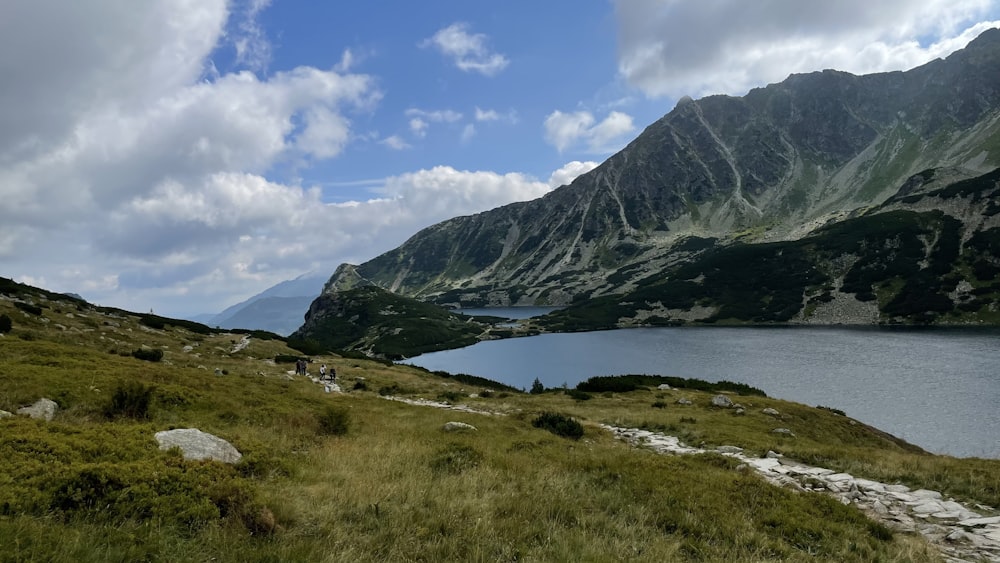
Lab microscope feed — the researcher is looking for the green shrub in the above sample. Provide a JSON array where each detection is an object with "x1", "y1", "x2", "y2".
[
  {"x1": 652, "y1": 400, "x2": 668, "y2": 409},
  {"x1": 130, "y1": 348, "x2": 163, "y2": 362},
  {"x1": 15, "y1": 302, "x2": 42, "y2": 316},
  {"x1": 566, "y1": 389, "x2": 592, "y2": 401},
  {"x1": 0, "y1": 313, "x2": 11, "y2": 333},
  {"x1": 430, "y1": 443, "x2": 483, "y2": 475},
  {"x1": 532, "y1": 412, "x2": 584, "y2": 440},
  {"x1": 352, "y1": 380, "x2": 368, "y2": 391},
  {"x1": 316, "y1": 406, "x2": 350, "y2": 436},
  {"x1": 105, "y1": 381, "x2": 155, "y2": 420},
  {"x1": 529, "y1": 378, "x2": 545, "y2": 394},
  {"x1": 438, "y1": 390, "x2": 464, "y2": 403}
]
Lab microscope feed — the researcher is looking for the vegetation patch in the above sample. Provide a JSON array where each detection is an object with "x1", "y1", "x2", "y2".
[{"x1": 532, "y1": 412, "x2": 584, "y2": 440}]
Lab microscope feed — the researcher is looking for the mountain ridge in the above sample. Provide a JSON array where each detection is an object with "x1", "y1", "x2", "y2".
[{"x1": 315, "y1": 29, "x2": 1000, "y2": 314}]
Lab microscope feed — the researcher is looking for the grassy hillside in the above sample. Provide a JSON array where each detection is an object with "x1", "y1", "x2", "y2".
[{"x1": 1, "y1": 284, "x2": 998, "y2": 561}]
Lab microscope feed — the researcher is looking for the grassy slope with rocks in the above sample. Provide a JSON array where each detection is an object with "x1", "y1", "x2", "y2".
[{"x1": 1, "y1": 282, "x2": 998, "y2": 561}]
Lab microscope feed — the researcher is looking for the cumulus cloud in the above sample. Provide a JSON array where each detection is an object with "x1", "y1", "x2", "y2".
[
  {"x1": 0, "y1": 0, "x2": 388, "y2": 315},
  {"x1": 615, "y1": 0, "x2": 1000, "y2": 98},
  {"x1": 543, "y1": 110, "x2": 636, "y2": 153},
  {"x1": 421, "y1": 23, "x2": 510, "y2": 76},
  {"x1": 548, "y1": 161, "x2": 600, "y2": 188}
]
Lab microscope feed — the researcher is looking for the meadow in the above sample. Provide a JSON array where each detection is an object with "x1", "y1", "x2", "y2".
[{"x1": 1, "y1": 289, "x2": 997, "y2": 562}]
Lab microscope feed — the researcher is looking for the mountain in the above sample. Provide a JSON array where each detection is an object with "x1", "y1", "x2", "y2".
[
  {"x1": 537, "y1": 167, "x2": 1000, "y2": 330},
  {"x1": 319, "y1": 29, "x2": 1000, "y2": 311},
  {"x1": 201, "y1": 272, "x2": 326, "y2": 335}
]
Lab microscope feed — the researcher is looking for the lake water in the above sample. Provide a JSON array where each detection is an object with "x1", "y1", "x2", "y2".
[{"x1": 405, "y1": 326, "x2": 1000, "y2": 459}]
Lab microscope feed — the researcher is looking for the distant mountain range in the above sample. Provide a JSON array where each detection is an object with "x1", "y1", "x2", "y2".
[
  {"x1": 193, "y1": 273, "x2": 326, "y2": 336},
  {"x1": 292, "y1": 29, "x2": 1000, "y2": 354}
]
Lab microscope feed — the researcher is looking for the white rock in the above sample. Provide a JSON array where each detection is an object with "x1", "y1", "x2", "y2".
[
  {"x1": 711, "y1": 395, "x2": 733, "y2": 408},
  {"x1": 762, "y1": 407, "x2": 780, "y2": 416},
  {"x1": 155, "y1": 428, "x2": 242, "y2": 464},
  {"x1": 910, "y1": 489, "x2": 943, "y2": 500},
  {"x1": 716, "y1": 445, "x2": 743, "y2": 454},
  {"x1": 958, "y1": 516, "x2": 1000, "y2": 527},
  {"x1": 17, "y1": 398, "x2": 58, "y2": 421},
  {"x1": 443, "y1": 421, "x2": 478, "y2": 432},
  {"x1": 657, "y1": 384, "x2": 671, "y2": 390}
]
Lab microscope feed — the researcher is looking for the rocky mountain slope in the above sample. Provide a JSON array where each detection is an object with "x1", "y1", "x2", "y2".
[
  {"x1": 319, "y1": 29, "x2": 1000, "y2": 311},
  {"x1": 537, "y1": 167, "x2": 1000, "y2": 330}
]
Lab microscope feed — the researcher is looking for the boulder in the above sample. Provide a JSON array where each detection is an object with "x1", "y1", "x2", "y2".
[
  {"x1": 442, "y1": 421, "x2": 478, "y2": 432},
  {"x1": 762, "y1": 407, "x2": 780, "y2": 417},
  {"x1": 734, "y1": 408, "x2": 745, "y2": 415},
  {"x1": 716, "y1": 445, "x2": 743, "y2": 454},
  {"x1": 17, "y1": 398, "x2": 58, "y2": 421},
  {"x1": 676, "y1": 398, "x2": 692, "y2": 405},
  {"x1": 657, "y1": 384, "x2": 671, "y2": 391},
  {"x1": 0, "y1": 410, "x2": 13, "y2": 419},
  {"x1": 711, "y1": 395, "x2": 733, "y2": 408},
  {"x1": 771, "y1": 428, "x2": 795, "y2": 437},
  {"x1": 154, "y1": 428, "x2": 242, "y2": 464}
]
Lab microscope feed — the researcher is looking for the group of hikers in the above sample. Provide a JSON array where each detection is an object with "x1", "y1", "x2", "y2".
[{"x1": 294, "y1": 358, "x2": 336, "y2": 383}]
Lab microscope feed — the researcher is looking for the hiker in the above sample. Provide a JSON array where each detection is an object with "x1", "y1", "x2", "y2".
[
  {"x1": 320, "y1": 364, "x2": 327, "y2": 381},
  {"x1": 329, "y1": 366, "x2": 336, "y2": 383}
]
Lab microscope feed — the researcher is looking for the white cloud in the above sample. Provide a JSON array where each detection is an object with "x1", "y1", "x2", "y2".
[
  {"x1": 615, "y1": 0, "x2": 1000, "y2": 98},
  {"x1": 548, "y1": 161, "x2": 600, "y2": 188},
  {"x1": 475, "y1": 107, "x2": 500, "y2": 121},
  {"x1": 461, "y1": 124, "x2": 476, "y2": 143},
  {"x1": 421, "y1": 23, "x2": 510, "y2": 76},
  {"x1": 409, "y1": 118, "x2": 429, "y2": 137},
  {"x1": 232, "y1": 0, "x2": 274, "y2": 73},
  {"x1": 381, "y1": 135, "x2": 411, "y2": 150},
  {"x1": 405, "y1": 108, "x2": 463, "y2": 122},
  {"x1": 543, "y1": 110, "x2": 636, "y2": 153},
  {"x1": 0, "y1": 0, "x2": 389, "y2": 316},
  {"x1": 475, "y1": 107, "x2": 518, "y2": 123}
]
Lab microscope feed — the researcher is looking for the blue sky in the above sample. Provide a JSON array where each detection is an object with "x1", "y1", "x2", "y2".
[{"x1": 2, "y1": 0, "x2": 998, "y2": 317}]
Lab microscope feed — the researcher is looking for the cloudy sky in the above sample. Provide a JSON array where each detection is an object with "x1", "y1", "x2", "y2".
[{"x1": 2, "y1": 0, "x2": 998, "y2": 318}]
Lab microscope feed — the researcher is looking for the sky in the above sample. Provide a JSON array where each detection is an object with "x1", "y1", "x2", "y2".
[{"x1": 2, "y1": 0, "x2": 999, "y2": 318}]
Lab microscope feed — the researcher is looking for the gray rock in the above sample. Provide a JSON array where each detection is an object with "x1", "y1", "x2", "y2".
[
  {"x1": 765, "y1": 450, "x2": 783, "y2": 459},
  {"x1": 711, "y1": 395, "x2": 733, "y2": 408},
  {"x1": 154, "y1": 428, "x2": 242, "y2": 464},
  {"x1": 734, "y1": 408, "x2": 745, "y2": 415},
  {"x1": 0, "y1": 410, "x2": 13, "y2": 419},
  {"x1": 762, "y1": 407, "x2": 780, "y2": 416},
  {"x1": 716, "y1": 445, "x2": 743, "y2": 454},
  {"x1": 771, "y1": 428, "x2": 795, "y2": 437},
  {"x1": 17, "y1": 398, "x2": 58, "y2": 421},
  {"x1": 657, "y1": 384, "x2": 671, "y2": 390},
  {"x1": 443, "y1": 421, "x2": 477, "y2": 432},
  {"x1": 676, "y1": 398, "x2": 692, "y2": 405}
]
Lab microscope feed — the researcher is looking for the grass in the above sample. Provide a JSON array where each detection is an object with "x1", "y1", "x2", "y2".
[{"x1": 0, "y1": 293, "x2": 996, "y2": 561}]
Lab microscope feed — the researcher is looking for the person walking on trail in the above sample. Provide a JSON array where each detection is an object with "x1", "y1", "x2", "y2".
[{"x1": 320, "y1": 364, "x2": 327, "y2": 381}]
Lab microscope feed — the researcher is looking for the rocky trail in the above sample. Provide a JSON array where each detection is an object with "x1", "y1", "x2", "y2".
[{"x1": 375, "y1": 394, "x2": 1000, "y2": 562}]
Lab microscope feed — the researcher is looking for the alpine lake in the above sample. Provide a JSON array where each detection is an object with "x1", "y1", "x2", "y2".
[{"x1": 404, "y1": 308, "x2": 1000, "y2": 459}]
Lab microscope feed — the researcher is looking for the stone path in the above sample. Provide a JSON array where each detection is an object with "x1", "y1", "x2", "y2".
[
  {"x1": 605, "y1": 425, "x2": 1000, "y2": 563},
  {"x1": 330, "y1": 391, "x2": 1000, "y2": 561}
]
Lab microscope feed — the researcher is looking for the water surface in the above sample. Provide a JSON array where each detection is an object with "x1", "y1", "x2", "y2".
[{"x1": 406, "y1": 326, "x2": 1000, "y2": 458}]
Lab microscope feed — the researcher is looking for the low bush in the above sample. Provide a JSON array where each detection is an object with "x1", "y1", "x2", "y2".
[
  {"x1": 352, "y1": 380, "x2": 368, "y2": 391},
  {"x1": 131, "y1": 348, "x2": 163, "y2": 362},
  {"x1": 438, "y1": 390, "x2": 464, "y2": 403},
  {"x1": 0, "y1": 313, "x2": 11, "y2": 333},
  {"x1": 652, "y1": 400, "x2": 668, "y2": 409},
  {"x1": 316, "y1": 406, "x2": 350, "y2": 436},
  {"x1": 532, "y1": 412, "x2": 584, "y2": 440},
  {"x1": 105, "y1": 381, "x2": 155, "y2": 420},
  {"x1": 430, "y1": 443, "x2": 483, "y2": 475},
  {"x1": 15, "y1": 302, "x2": 42, "y2": 316},
  {"x1": 566, "y1": 389, "x2": 592, "y2": 401}
]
